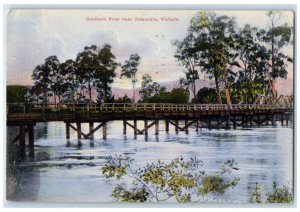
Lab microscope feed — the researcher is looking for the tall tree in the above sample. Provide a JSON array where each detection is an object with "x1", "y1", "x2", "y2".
[
  {"x1": 60, "y1": 59, "x2": 78, "y2": 102},
  {"x1": 139, "y1": 74, "x2": 166, "y2": 103},
  {"x1": 95, "y1": 44, "x2": 118, "y2": 103},
  {"x1": 32, "y1": 56, "x2": 60, "y2": 103},
  {"x1": 76, "y1": 45, "x2": 99, "y2": 101},
  {"x1": 187, "y1": 11, "x2": 239, "y2": 104},
  {"x1": 173, "y1": 33, "x2": 200, "y2": 99},
  {"x1": 121, "y1": 54, "x2": 141, "y2": 103},
  {"x1": 76, "y1": 44, "x2": 118, "y2": 102},
  {"x1": 234, "y1": 24, "x2": 271, "y2": 103},
  {"x1": 261, "y1": 11, "x2": 293, "y2": 96}
]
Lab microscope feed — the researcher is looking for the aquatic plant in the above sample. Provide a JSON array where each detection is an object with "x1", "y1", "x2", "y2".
[
  {"x1": 102, "y1": 155, "x2": 239, "y2": 202},
  {"x1": 250, "y1": 182, "x2": 293, "y2": 203}
]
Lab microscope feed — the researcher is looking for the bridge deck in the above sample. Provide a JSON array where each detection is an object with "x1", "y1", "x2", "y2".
[{"x1": 7, "y1": 103, "x2": 292, "y2": 125}]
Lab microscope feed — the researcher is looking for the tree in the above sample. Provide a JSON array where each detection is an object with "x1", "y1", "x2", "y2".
[
  {"x1": 173, "y1": 33, "x2": 201, "y2": 99},
  {"x1": 260, "y1": 11, "x2": 293, "y2": 96},
  {"x1": 139, "y1": 74, "x2": 166, "y2": 103},
  {"x1": 32, "y1": 56, "x2": 60, "y2": 103},
  {"x1": 196, "y1": 87, "x2": 218, "y2": 104},
  {"x1": 102, "y1": 155, "x2": 239, "y2": 202},
  {"x1": 60, "y1": 59, "x2": 78, "y2": 102},
  {"x1": 76, "y1": 45, "x2": 99, "y2": 101},
  {"x1": 76, "y1": 44, "x2": 118, "y2": 102},
  {"x1": 182, "y1": 11, "x2": 240, "y2": 104},
  {"x1": 95, "y1": 44, "x2": 118, "y2": 102},
  {"x1": 121, "y1": 54, "x2": 141, "y2": 103},
  {"x1": 6, "y1": 85, "x2": 29, "y2": 103},
  {"x1": 233, "y1": 24, "x2": 270, "y2": 103},
  {"x1": 114, "y1": 94, "x2": 132, "y2": 103}
]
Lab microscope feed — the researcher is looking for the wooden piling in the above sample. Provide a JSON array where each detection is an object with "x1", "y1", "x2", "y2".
[
  {"x1": 103, "y1": 122, "x2": 107, "y2": 139},
  {"x1": 28, "y1": 125, "x2": 34, "y2": 147},
  {"x1": 144, "y1": 120, "x2": 148, "y2": 135},
  {"x1": 66, "y1": 122, "x2": 70, "y2": 139},
  {"x1": 165, "y1": 120, "x2": 169, "y2": 132},
  {"x1": 76, "y1": 122, "x2": 81, "y2": 139},
  {"x1": 195, "y1": 120, "x2": 199, "y2": 131},
  {"x1": 175, "y1": 120, "x2": 179, "y2": 133},
  {"x1": 19, "y1": 125, "x2": 26, "y2": 146},
  {"x1": 226, "y1": 117, "x2": 229, "y2": 129},
  {"x1": 185, "y1": 120, "x2": 189, "y2": 134},
  {"x1": 134, "y1": 120, "x2": 137, "y2": 135},
  {"x1": 89, "y1": 122, "x2": 94, "y2": 140},
  {"x1": 123, "y1": 120, "x2": 127, "y2": 134},
  {"x1": 233, "y1": 116, "x2": 237, "y2": 130},
  {"x1": 155, "y1": 120, "x2": 159, "y2": 135}
]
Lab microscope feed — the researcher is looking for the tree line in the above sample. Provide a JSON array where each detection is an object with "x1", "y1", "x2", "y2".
[
  {"x1": 9, "y1": 11, "x2": 292, "y2": 104},
  {"x1": 174, "y1": 11, "x2": 293, "y2": 104}
]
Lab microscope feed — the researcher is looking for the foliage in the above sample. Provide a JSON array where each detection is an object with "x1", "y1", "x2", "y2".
[
  {"x1": 173, "y1": 33, "x2": 200, "y2": 99},
  {"x1": 263, "y1": 11, "x2": 293, "y2": 81},
  {"x1": 31, "y1": 44, "x2": 118, "y2": 103},
  {"x1": 6, "y1": 85, "x2": 30, "y2": 103},
  {"x1": 250, "y1": 182, "x2": 292, "y2": 203},
  {"x1": 114, "y1": 95, "x2": 132, "y2": 103},
  {"x1": 148, "y1": 88, "x2": 189, "y2": 103},
  {"x1": 102, "y1": 155, "x2": 239, "y2": 202},
  {"x1": 139, "y1": 74, "x2": 166, "y2": 103},
  {"x1": 195, "y1": 87, "x2": 218, "y2": 104},
  {"x1": 76, "y1": 44, "x2": 118, "y2": 102},
  {"x1": 121, "y1": 54, "x2": 141, "y2": 102},
  {"x1": 174, "y1": 10, "x2": 293, "y2": 104},
  {"x1": 31, "y1": 56, "x2": 61, "y2": 103}
]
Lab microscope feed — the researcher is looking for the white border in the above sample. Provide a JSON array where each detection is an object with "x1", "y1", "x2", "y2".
[{"x1": 1, "y1": 0, "x2": 299, "y2": 211}]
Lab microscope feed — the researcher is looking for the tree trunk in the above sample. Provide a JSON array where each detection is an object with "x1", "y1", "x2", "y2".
[
  {"x1": 270, "y1": 19, "x2": 277, "y2": 97},
  {"x1": 132, "y1": 82, "x2": 136, "y2": 103},
  {"x1": 88, "y1": 83, "x2": 92, "y2": 100},
  {"x1": 270, "y1": 80, "x2": 276, "y2": 97},
  {"x1": 224, "y1": 66, "x2": 231, "y2": 105},
  {"x1": 192, "y1": 81, "x2": 196, "y2": 100},
  {"x1": 214, "y1": 72, "x2": 222, "y2": 104}
]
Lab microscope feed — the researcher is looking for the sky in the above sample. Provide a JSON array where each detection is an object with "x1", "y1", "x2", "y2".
[{"x1": 6, "y1": 9, "x2": 294, "y2": 96}]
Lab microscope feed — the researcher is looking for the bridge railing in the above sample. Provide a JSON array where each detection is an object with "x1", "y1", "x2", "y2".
[{"x1": 6, "y1": 103, "x2": 277, "y2": 115}]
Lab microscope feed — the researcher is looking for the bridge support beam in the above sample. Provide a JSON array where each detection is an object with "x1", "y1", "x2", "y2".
[
  {"x1": 144, "y1": 120, "x2": 148, "y2": 135},
  {"x1": 123, "y1": 120, "x2": 127, "y2": 134},
  {"x1": 165, "y1": 120, "x2": 169, "y2": 132},
  {"x1": 89, "y1": 122, "x2": 94, "y2": 140},
  {"x1": 233, "y1": 116, "x2": 237, "y2": 130},
  {"x1": 175, "y1": 120, "x2": 179, "y2": 133},
  {"x1": 76, "y1": 122, "x2": 82, "y2": 139},
  {"x1": 134, "y1": 120, "x2": 137, "y2": 135},
  {"x1": 155, "y1": 120, "x2": 159, "y2": 135},
  {"x1": 19, "y1": 125, "x2": 26, "y2": 147},
  {"x1": 185, "y1": 120, "x2": 189, "y2": 134},
  {"x1": 66, "y1": 122, "x2": 70, "y2": 139},
  {"x1": 102, "y1": 122, "x2": 107, "y2": 139},
  {"x1": 28, "y1": 125, "x2": 34, "y2": 147}
]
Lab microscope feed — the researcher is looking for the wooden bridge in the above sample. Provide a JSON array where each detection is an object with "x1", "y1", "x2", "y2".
[{"x1": 6, "y1": 95, "x2": 293, "y2": 147}]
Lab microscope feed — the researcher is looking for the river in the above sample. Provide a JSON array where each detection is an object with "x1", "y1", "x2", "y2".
[{"x1": 6, "y1": 121, "x2": 293, "y2": 204}]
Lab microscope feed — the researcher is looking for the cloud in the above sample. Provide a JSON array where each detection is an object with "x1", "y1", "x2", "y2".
[{"x1": 84, "y1": 30, "x2": 156, "y2": 60}]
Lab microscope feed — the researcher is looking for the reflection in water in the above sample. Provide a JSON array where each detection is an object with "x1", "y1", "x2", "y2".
[
  {"x1": 5, "y1": 121, "x2": 293, "y2": 203},
  {"x1": 6, "y1": 145, "x2": 40, "y2": 201}
]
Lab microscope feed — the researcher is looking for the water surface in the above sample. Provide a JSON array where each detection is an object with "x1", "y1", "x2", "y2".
[{"x1": 6, "y1": 121, "x2": 293, "y2": 203}]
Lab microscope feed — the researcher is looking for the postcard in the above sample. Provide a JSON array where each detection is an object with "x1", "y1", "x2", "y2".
[{"x1": 5, "y1": 8, "x2": 294, "y2": 205}]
